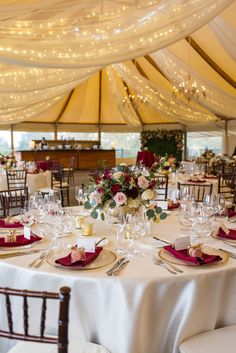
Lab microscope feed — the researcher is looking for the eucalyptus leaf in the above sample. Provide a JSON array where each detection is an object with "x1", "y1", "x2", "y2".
[
  {"x1": 160, "y1": 212, "x2": 168, "y2": 220},
  {"x1": 84, "y1": 201, "x2": 91, "y2": 209},
  {"x1": 91, "y1": 210, "x2": 98, "y2": 219}
]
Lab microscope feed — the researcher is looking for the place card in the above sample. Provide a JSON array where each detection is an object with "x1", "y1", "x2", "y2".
[
  {"x1": 77, "y1": 238, "x2": 96, "y2": 253},
  {"x1": 157, "y1": 201, "x2": 168, "y2": 210},
  {"x1": 24, "y1": 226, "x2": 31, "y2": 239},
  {"x1": 220, "y1": 222, "x2": 230, "y2": 235},
  {"x1": 174, "y1": 235, "x2": 190, "y2": 251}
]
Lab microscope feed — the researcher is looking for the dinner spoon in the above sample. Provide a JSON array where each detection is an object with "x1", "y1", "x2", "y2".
[{"x1": 153, "y1": 257, "x2": 178, "y2": 275}]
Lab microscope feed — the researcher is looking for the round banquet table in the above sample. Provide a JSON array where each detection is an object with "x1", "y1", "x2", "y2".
[
  {"x1": 0, "y1": 170, "x2": 51, "y2": 195},
  {"x1": 0, "y1": 207, "x2": 236, "y2": 353}
]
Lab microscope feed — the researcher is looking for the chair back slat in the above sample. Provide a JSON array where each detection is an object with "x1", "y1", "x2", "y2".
[
  {"x1": 6, "y1": 169, "x2": 27, "y2": 190},
  {"x1": 0, "y1": 287, "x2": 70, "y2": 353},
  {"x1": 23, "y1": 293, "x2": 29, "y2": 336},
  {"x1": 0, "y1": 187, "x2": 28, "y2": 218},
  {"x1": 155, "y1": 175, "x2": 168, "y2": 200},
  {"x1": 40, "y1": 296, "x2": 47, "y2": 338},
  {"x1": 5, "y1": 292, "x2": 13, "y2": 333},
  {"x1": 178, "y1": 182, "x2": 213, "y2": 202}
]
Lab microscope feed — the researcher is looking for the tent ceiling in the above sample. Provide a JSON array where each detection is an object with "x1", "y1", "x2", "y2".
[{"x1": 1, "y1": 1, "x2": 236, "y2": 131}]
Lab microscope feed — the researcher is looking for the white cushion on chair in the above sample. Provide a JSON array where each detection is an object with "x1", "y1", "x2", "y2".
[
  {"x1": 179, "y1": 324, "x2": 236, "y2": 353},
  {"x1": 8, "y1": 337, "x2": 111, "y2": 353}
]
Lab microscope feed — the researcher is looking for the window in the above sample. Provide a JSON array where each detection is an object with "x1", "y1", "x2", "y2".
[
  {"x1": 14, "y1": 132, "x2": 54, "y2": 151},
  {"x1": 187, "y1": 132, "x2": 222, "y2": 158},
  {"x1": 0, "y1": 130, "x2": 11, "y2": 154},
  {"x1": 101, "y1": 133, "x2": 140, "y2": 158},
  {"x1": 58, "y1": 132, "x2": 98, "y2": 141}
]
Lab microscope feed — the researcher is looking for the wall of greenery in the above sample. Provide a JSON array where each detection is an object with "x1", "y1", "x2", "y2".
[{"x1": 140, "y1": 129, "x2": 184, "y2": 160}]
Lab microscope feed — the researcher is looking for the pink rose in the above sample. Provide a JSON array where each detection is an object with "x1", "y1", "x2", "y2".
[
  {"x1": 138, "y1": 175, "x2": 149, "y2": 189},
  {"x1": 114, "y1": 192, "x2": 127, "y2": 206}
]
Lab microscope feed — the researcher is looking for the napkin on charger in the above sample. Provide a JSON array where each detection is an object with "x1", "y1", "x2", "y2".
[
  {"x1": 0, "y1": 219, "x2": 23, "y2": 228},
  {"x1": 0, "y1": 234, "x2": 42, "y2": 247},
  {"x1": 55, "y1": 247, "x2": 102, "y2": 267},
  {"x1": 217, "y1": 227, "x2": 236, "y2": 240},
  {"x1": 163, "y1": 245, "x2": 222, "y2": 266}
]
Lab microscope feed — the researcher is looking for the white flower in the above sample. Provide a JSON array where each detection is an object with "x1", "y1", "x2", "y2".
[
  {"x1": 141, "y1": 189, "x2": 155, "y2": 201},
  {"x1": 113, "y1": 172, "x2": 124, "y2": 180},
  {"x1": 114, "y1": 192, "x2": 127, "y2": 206},
  {"x1": 164, "y1": 161, "x2": 170, "y2": 167},
  {"x1": 138, "y1": 175, "x2": 149, "y2": 189},
  {"x1": 128, "y1": 198, "x2": 141, "y2": 209}
]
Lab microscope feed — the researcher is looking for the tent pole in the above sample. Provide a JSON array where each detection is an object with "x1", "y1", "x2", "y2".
[
  {"x1": 224, "y1": 119, "x2": 229, "y2": 155},
  {"x1": 10, "y1": 124, "x2": 14, "y2": 156},
  {"x1": 54, "y1": 123, "x2": 58, "y2": 140},
  {"x1": 98, "y1": 70, "x2": 102, "y2": 147}
]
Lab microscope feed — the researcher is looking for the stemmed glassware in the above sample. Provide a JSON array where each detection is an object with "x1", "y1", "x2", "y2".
[
  {"x1": 20, "y1": 201, "x2": 35, "y2": 229},
  {"x1": 75, "y1": 186, "x2": 86, "y2": 206}
]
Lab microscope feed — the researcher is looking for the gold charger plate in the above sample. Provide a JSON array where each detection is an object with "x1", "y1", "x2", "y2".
[
  {"x1": 158, "y1": 246, "x2": 228, "y2": 267},
  {"x1": 210, "y1": 229, "x2": 236, "y2": 247},
  {"x1": 47, "y1": 248, "x2": 117, "y2": 270}
]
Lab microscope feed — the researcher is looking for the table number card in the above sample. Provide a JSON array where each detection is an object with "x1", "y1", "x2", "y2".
[
  {"x1": 174, "y1": 235, "x2": 190, "y2": 251},
  {"x1": 24, "y1": 226, "x2": 31, "y2": 239},
  {"x1": 77, "y1": 238, "x2": 96, "y2": 253}
]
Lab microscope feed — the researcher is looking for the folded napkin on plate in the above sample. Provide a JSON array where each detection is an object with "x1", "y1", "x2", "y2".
[
  {"x1": 163, "y1": 245, "x2": 221, "y2": 266},
  {"x1": 0, "y1": 219, "x2": 22, "y2": 228},
  {"x1": 228, "y1": 210, "x2": 236, "y2": 218},
  {"x1": 168, "y1": 202, "x2": 180, "y2": 210},
  {"x1": 217, "y1": 227, "x2": 236, "y2": 240},
  {"x1": 0, "y1": 234, "x2": 42, "y2": 247},
  {"x1": 187, "y1": 179, "x2": 206, "y2": 183},
  {"x1": 55, "y1": 247, "x2": 102, "y2": 267}
]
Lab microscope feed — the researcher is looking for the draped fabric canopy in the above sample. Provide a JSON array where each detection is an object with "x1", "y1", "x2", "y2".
[{"x1": 0, "y1": 0, "x2": 235, "y2": 127}]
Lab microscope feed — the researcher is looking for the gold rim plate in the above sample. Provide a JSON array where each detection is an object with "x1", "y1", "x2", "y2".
[
  {"x1": 47, "y1": 248, "x2": 117, "y2": 270},
  {"x1": 210, "y1": 229, "x2": 236, "y2": 246},
  {"x1": 158, "y1": 246, "x2": 228, "y2": 267}
]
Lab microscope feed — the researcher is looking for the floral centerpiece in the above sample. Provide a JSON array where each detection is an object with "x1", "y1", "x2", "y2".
[
  {"x1": 84, "y1": 164, "x2": 167, "y2": 222},
  {"x1": 200, "y1": 148, "x2": 215, "y2": 160},
  {"x1": 0, "y1": 154, "x2": 16, "y2": 168},
  {"x1": 150, "y1": 154, "x2": 177, "y2": 174}
]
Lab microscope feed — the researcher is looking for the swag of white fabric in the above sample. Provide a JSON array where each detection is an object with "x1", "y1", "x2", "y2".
[
  {"x1": 113, "y1": 62, "x2": 217, "y2": 124},
  {"x1": 0, "y1": 0, "x2": 233, "y2": 68},
  {"x1": 209, "y1": 16, "x2": 236, "y2": 62},
  {"x1": 106, "y1": 67, "x2": 142, "y2": 127},
  {"x1": 151, "y1": 49, "x2": 236, "y2": 119}
]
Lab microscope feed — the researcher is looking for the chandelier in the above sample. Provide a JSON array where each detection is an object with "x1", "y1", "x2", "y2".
[
  {"x1": 172, "y1": 37, "x2": 207, "y2": 103},
  {"x1": 172, "y1": 73, "x2": 207, "y2": 102}
]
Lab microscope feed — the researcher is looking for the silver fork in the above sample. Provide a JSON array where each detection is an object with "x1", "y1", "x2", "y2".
[
  {"x1": 153, "y1": 257, "x2": 178, "y2": 275},
  {"x1": 28, "y1": 251, "x2": 48, "y2": 268}
]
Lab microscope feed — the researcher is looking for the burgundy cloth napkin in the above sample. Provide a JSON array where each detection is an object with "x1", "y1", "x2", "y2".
[
  {"x1": 228, "y1": 210, "x2": 236, "y2": 218},
  {"x1": 187, "y1": 179, "x2": 206, "y2": 183},
  {"x1": 168, "y1": 202, "x2": 180, "y2": 210},
  {"x1": 0, "y1": 234, "x2": 42, "y2": 247},
  {"x1": 55, "y1": 247, "x2": 103, "y2": 267},
  {"x1": 217, "y1": 227, "x2": 236, "y2": 240},
  {"x1": 0, "y1": 219, "x2": 23, "y2": 228},
  {"x1": 163, "y1": 245, "x2": 222, "y2": 266}
]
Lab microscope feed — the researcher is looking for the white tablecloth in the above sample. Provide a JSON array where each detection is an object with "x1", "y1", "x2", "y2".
[
  {"x1": 0, "y1": 208, "x2": 236, "y2": 353},
  {"x1": 0, "y1": 171, "x2": 51, "y2": 195}
]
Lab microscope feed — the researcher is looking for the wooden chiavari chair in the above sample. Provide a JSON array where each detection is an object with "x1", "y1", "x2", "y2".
[
  {"x1": 177, "y1": 182, "x2": 213, "y2": 202},
  {"x1": 0, "y1": 187, "x2": 28, "y2": 218},
  {"x1": 6, "y1": 169, "x2": 27, "y2": 190}
]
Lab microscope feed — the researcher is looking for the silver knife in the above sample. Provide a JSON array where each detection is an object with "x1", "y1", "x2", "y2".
[
  {"x1": 0, "y1": 249, "x2": 46, "y2": 259},
  {"x1": 106, "y1": 257, "x2": 126, "y2": 276},
  {"x1": 112, "y1": 260, "x2": 130, "y2": 276},
  {"x1": 153, "y1": 236, "x2": 172, "y2": 245}
]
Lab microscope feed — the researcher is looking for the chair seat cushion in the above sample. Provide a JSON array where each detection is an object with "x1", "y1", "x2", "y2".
[
  {"x1": 8, "y1": 337, "x2": 110, "y2": 353},
  {"x1": 53, "y1": 182, "x2": 69, "y2": 188},
  {"x1": 179, "y1": 324, "x2": 236, "y2": 353}
]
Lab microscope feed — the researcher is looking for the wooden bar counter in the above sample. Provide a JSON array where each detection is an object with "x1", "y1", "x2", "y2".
[{"x1": 15, "y1": 149, "x2": 116, "y2": 170}]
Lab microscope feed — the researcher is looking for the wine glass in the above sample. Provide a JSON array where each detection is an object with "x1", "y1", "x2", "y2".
[
  {"x1": 20, "y1": 201, "x2": 35, "y2": 229},
  {"x1": 75, "y1": 186, "x2": 85, "y2": 206}
]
